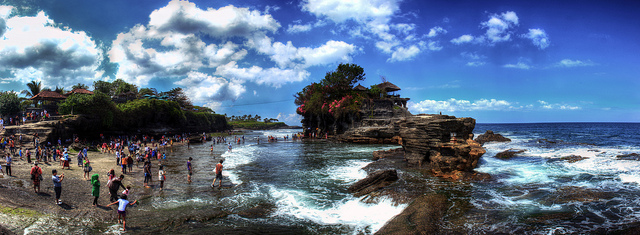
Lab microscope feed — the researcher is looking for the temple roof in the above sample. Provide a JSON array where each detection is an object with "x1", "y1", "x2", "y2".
[
  {"x1": 65, "y1": 88, "x2": 94, "y2": 96},
  {"x1": 354, "y1": 84, "x2": 367, "y2": 91},
  {"x1": 376, "y1": 81, "x2": 401, "y2": 92},
  {"x1": 29, "y1": 91, "x2": 67, "y2": 101}
]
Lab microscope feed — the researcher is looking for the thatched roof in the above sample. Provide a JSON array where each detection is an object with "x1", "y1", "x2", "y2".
[
  {"x1": 376, "y1": 81, "x2": 401, "y2": 92},
  {"x1": 65, "y1": 88, "x2": 94, "y2": 96},
  {"x1": 29, "y1": 91, "x2": 67, "y2": 101},
  {"x1": 354, "y1": 84, "x2": 367, "y2": 91}
]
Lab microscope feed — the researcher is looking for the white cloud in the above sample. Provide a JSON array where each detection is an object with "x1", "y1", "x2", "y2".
[
  {"x1": 214, "y1": 61, "x2": 310, "y2": 88},
  {"x1": 408, "y1": 98, "x2": 515, "y2": 113},
  {"x1": 175, "y1": 71, "x2": 245, "y2": 103},
  {"x1": 481, "y1": 11, "x2": 519, "y2": 43},
  {"x1": 466, "y1": 61, "x2": 485, "y2": 67},
  {"x1": 451, "y1": 34, "x2": 475, "y2": 44},
  {"x1": 538, "y1": 100, "x2": 580, "y2": 110},
  {"x1": 302, "y1": 0, "x2": 400, "y2": 24},
  {"x1": 276, "y1": 112, "x2": 302, "y2": 125},
  {"x1": 522, "y1": 28, "x2": 550, "y2": 49},
  {"x1": 427, "y1": 26, "x2": 447, "y2": 38},
  {"x1": 504, "y1": 62, "x2": 531, "y2": 70},
  {"x1": 0, "y1": 10, "x2": 101, "y2": 89},
  {"x1": 287, "y1": 24, "x2": 313, "y2": 33},
  {"x1": 556, "y1": 59, "x2": 595, "y2": 67},
  {"x1": 388, "y1": 45, "x2": 420, "y2": 62}
]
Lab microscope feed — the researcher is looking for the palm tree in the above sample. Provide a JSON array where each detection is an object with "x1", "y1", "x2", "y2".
[
  {"x1": 21, "y1": 81, "x2": 42, "y2": 106},
  {"x1": 54, "y1": 86, "x2": 65, "y2": 94}
]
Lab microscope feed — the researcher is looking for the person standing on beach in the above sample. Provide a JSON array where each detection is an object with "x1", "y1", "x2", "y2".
[
  {"x1": 108, "y1": 175, "x2": 126, "y2": 202},
  {"x1": 83, "y1": 157, "x2": 91, "y2": 180},
  {"x1": 212, "y1": 160, "x2": 223, "y2": 187},
  {"x1": 91, "y1": 173, "x2": 100, "y2": 206},
  {"x1": 52, "y1": 169, "x2": 64, "y2": 204},
  {"x1": 187, "y1": 157, "x2": 193, "y2": 183},
  {"x1": 158, "y1": 165, "x2": 166, "y2": 190},
  {"x1": 5, "y1": 153, "x2": 11, "y2": 176},
  {"x1": 106, "y1": 194, "x2": 137, "y2": 232},
  {"x1": 143, "y1": 161, "x2": 151, "y2": 187},
  {"x1": 30, "y1": 163, "x2": 42, "y2": 193}
]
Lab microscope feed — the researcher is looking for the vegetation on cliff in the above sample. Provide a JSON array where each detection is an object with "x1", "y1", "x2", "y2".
[{"x1": 228, "y1": 120, "x2": 287, "y2": 129}]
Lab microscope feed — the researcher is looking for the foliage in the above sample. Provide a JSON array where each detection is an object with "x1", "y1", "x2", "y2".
[
  {"x1": 93, "y1": 79, "x2": 138, "y2": 96},
  {"x1": 54, "y1": 86, "x2": 65, "y2": 94},
  {"x1": 58, "y1": 93, "x2": 117, "y2": 127},
  {"x1": 368, "y1": 85, "x2": 383, "y2": 98},
  {"x1": 0, "y1": 91, "x2": 21, "y2": 115},
  {"x1": 116, "y1": 99, "x2": 185, "y2": 128},
  {"x1": 139, "y1": 87, "x2": 157, "y2": 96},
  {"x1": 21, "y1": 81, "x2": 41, "y2": 106},
  {"x1": 72, "y1": 83, "x2": 89, "y2": 90},
  {"x1": 295, "y1": 63, "x2": 366, "y2": 119},
  {"x1": 226, "y1": 114, "x2": 262, "y2": 122},
  {"x1": 160, "y1": 87, "x2": 192, "y2": 108}
]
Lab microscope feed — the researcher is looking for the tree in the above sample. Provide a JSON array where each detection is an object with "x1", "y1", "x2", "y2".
[
  {"x1": 139, "y1": 88, "x2": 157, "y2": 96},
  {"x1": 113, "y1": 79, "x2": 138, "y2": 95},
  {"x1": 93, "y1": 80, "x2": 112, "y2": 95},
  {"x1": 161, "y1": 87, "x2": 192, "y2": 108},
  {"x1": 54, "y1": 86, "x2": 65, "y2": 94},
  {"x1": 72, "y1": 83, "x2": 89, "y2": 90},
  {"x1": 0, "y1": 91, "x2": 21, "y2": 115},
  {"x1": 21, "y1": 81, "x2": 42, "y2": 106}
]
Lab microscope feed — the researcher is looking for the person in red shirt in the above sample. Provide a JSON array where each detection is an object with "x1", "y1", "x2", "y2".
[{"x1": 30, "y1": 163, "x2": 43, "y2": 193}]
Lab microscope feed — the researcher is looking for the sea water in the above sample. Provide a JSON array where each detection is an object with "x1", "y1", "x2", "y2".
[{"x1": 20, "y1": 123, "x2": 640, "y2": 234}]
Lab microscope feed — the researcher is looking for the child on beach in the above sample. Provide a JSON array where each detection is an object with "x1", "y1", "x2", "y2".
[
  {"x1": 122, "y1": 185, "x2": 131, "y2": 196},
  {"x1": 106, "y1": 194, "x2": 137, "y2": 231}
]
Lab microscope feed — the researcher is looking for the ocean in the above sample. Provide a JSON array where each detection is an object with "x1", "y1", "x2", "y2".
[{"x1": 17, "y1": 123, "x2": 640, "y2": 234}]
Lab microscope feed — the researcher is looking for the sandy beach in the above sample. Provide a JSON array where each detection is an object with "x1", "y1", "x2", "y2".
[{"x1": 0, "y1": 142, "x2": 184, "y2": 233}]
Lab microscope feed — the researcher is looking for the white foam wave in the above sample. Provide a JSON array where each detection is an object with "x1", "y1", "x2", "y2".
[
  {"x1": 325, "y1": 160, "x2": 369, "y2": 184},
  {"x1": 269, "y1": 186, "x2": 406, "y2": 234}
]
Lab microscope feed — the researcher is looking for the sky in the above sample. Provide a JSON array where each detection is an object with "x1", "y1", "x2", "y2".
[{"x1": 0, "y1": 0, "x2": 638, "y2": 125}]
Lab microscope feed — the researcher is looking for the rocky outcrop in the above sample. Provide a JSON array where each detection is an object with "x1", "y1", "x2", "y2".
[
  {"x1": 495, "y1": 149, "x2": 526, "y2": 159},
  {"x1": 375, "y1": 194, "x2": 448, "y2": 235},
  {"x1": 348, "y1": 169, "x2": 399, "y2": 197},
  {"x1": 372, "y1": 148, "x2": 404, "y2": 160},
  {"x1": 549, "y1": 155, "x2": 589, "y2": 163},
  {"x1": 617, "y1": 153, "x2": 640, "y2": 160},
  {"x1": 475, "y1": 130, "x2": 511, "y2": 145},
  {"x1": 339, "y1": 114, "x2": 486, "y2": 175}
]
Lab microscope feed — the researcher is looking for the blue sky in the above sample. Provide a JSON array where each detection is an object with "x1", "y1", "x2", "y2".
[{"x1": 0, "y1": 0, "x2": 638, "y2": 124}]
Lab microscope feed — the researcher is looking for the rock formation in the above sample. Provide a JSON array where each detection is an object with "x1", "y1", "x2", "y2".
[
  {"x1": 348, "y1": 169, "x2": 399, "y2": 197},
  {"x1": 474, "y1": 130, "x2": 511, "y2": 145},
  {"x1": 339, "y1": 114, "x2": 486, "y2": 176},
  {"x1": 495, "y1": 149, "x2": 526, "y2": 159}
]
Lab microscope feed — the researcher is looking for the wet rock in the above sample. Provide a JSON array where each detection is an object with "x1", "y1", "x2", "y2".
[
  {"x1": 474, "y1": 130, "x2": 511, "y2": 145},
  {"x1": 375, "y1": 194, "x2": 448, "y2": 235},
  {"x1": 554, "y1": 155, "x2": 589, "y2": 163},
  {"x1": 372, "y1": 148, "x2": 404, "y2": 160},
  {"x1": 236, "y1": 203, "x2": 276, "y2": 219},
  {"x1": 348, "y1": 170, "x2": 399, "y2": 197},
  {"x1": 616, "y1": 153, "x2": 640, "y2": 161},
  {"x1": 543, "y1": 186, "x2": 614, "y2": 205},
  {"x1": 432, "y1": 170, "x2": 491, "y2": 181},
  {"x1": 0, "y1": 224, "x2": 16, "y2": 235},
  {"x1": 494, "y1": 149, "x2": 526, "y2": 159}
]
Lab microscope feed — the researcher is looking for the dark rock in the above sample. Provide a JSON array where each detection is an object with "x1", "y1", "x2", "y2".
[
  {"x1": 373, "y1": 148, "x2": 404, "y2": 160},
  {"x1": 495, "y1": 149, "x2": 526, "y2": 159},
  {"x1": 617, "y1": 153, "x2": 640, "y2": 160},
  {"x1": 474, "y1": 130, "x2": 511, "y2": 145},
  {"x1": 556, "y1": 155, "x2": 589, "y2": 163},
  {"x1": 236, "y1": 203, "x2": 275, "y2": 219},
  {"x1": 543, "y1": 186, "x2": 613, "y2": 204},
  {"x1": 375, "y1": 194, "x2": 448, "y2": 235},
  {"x1": 0, "y1": 224, "x2": 15, "y2": 235},
  {"x1": 348, "y1": 169, "x2": 399, "y2": 197},
  {"x1": 432, "y1": 170, "x2": 491, "y2": 181}
]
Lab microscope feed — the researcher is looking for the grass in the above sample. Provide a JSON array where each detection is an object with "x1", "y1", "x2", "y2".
[{"x1": 0, "y1": 205, "x2": 42, "y2": 217}]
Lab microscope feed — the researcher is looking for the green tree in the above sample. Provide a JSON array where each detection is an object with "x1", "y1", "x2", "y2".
[
  {"x1": 54, "y1": 86, "x2": 65, "y2": 94},
  {"x1": 93, "y1": 80, "x2": 112, "y2": 95},
  {"x1": 139, "y1": 87, "x2": 157, "y2": 96},
  {"x1": 113, "y1": 79, "x2": 138, "y2": 95},
  {"x1": 72, "y1": 83, "x2": 89, "y2": 90},
  {"x1": 0, "y1": 91, "x2": 21, "y2": 115},
  {"x1": 21, "y1": 81, "x2": 42, "y2": 106},
  {"x1": 161, "y1": 87, "x2": 192, "y2": 108}
]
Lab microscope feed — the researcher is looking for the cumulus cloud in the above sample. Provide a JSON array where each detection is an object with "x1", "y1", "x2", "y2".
[
  {"x1": 450, "y1": 34, "x2": 475, "y2": 44},
  {"x1": 427, "y1": 26, "x2": 447, "y2": 38},
  {"x1": 107, "y1": 0, "x2": 357, "y2": 108},
  {"x1": 556, "y1": 59, "x2": 595, "y2": 67},
  {"x1": 276, "y1": 112, "x2": 302, "y2": 125},
  {"x1": 408, "y1": 98, "x2": 514, "y2": 113},
  {"x1": 481, "y1": 11, "x2": 518, "y2": 43},
  {"x1": 0, "y1": 10, "x2": 101, "y2": 89},
  {"x1": 408, "y1": 98, "x2": 581, "y2": 114},
  {"x1": 287, "y1": 23, "x2": 312, "y2": 33},
  {"x1": 302, "y1": 0, "x2": 440, "y2": 62},
  {"x1": 522, "y1": 28, "x2": 550, "y2": 49},
  {"x1": 504, "y1": 62, "x2": 531, "y2": 69}
]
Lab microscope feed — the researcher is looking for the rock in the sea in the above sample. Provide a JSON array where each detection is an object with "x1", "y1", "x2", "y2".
[
  {"x1": 432, "y1": 170, "x2": 491, "y2": 181},
  {"x1": 474, "y1": 130, "x2": 511, "y2": 145},
  {"x1": 348, "y1": 169, "x2": 399, "y2": 197},
  {"x1": 494, "y1": 149, "x2": 526, "y2": 159},
  {"x1": 372, "y1": 148, "x2": 404, "y2": 160},
  {"x1": 375, "y1": 194, "x2": 448, "y2": 235},
  {"x1": 552, "y1": 155, "x2": 589, "y2": 163},
  {"x1": 616, "y1": 153, "x2": 640, "y2": 160}
]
